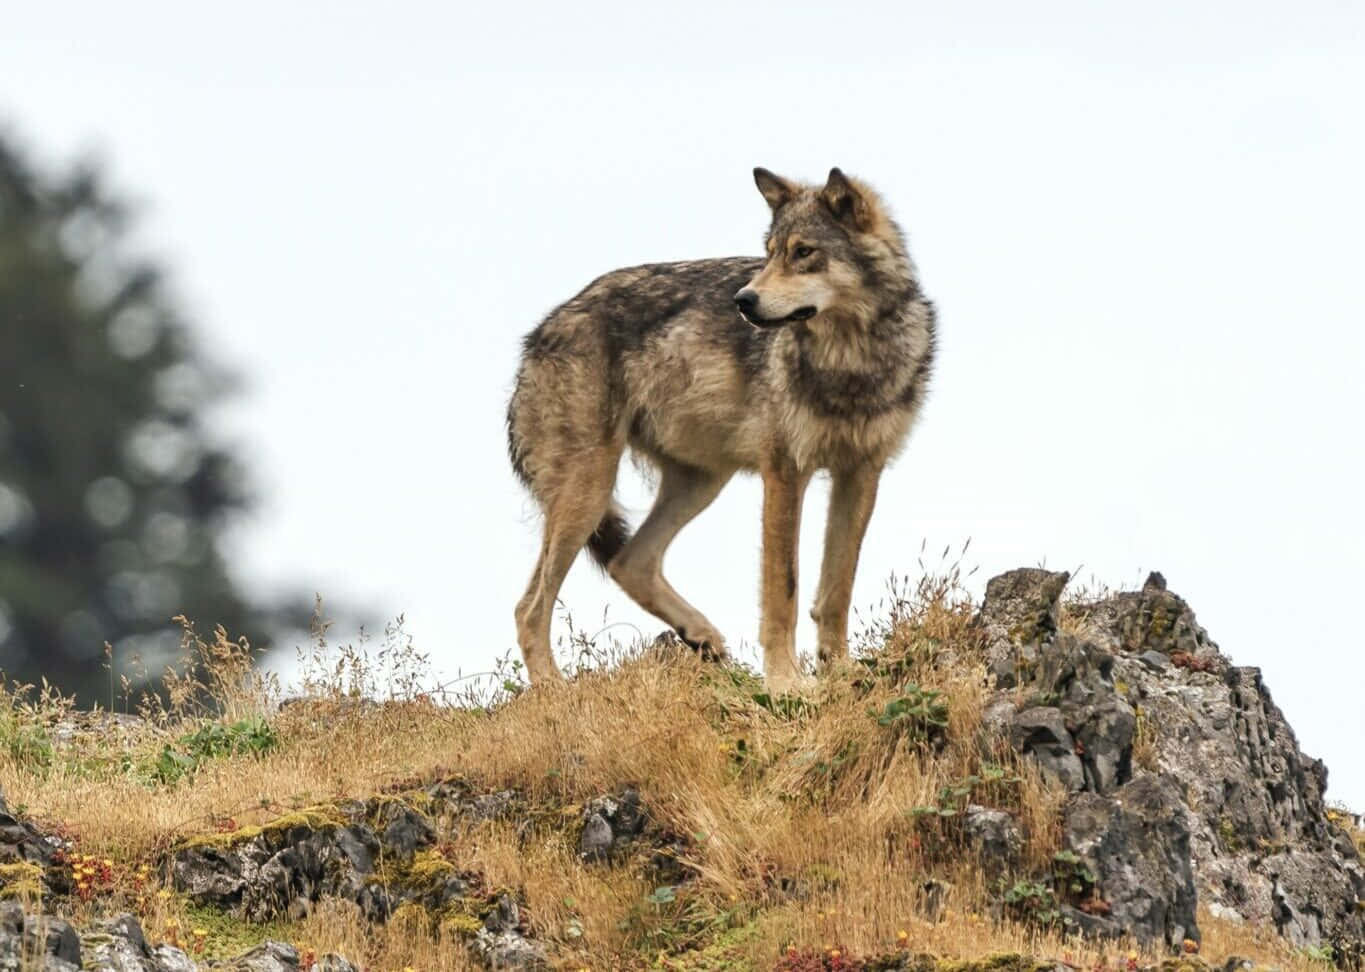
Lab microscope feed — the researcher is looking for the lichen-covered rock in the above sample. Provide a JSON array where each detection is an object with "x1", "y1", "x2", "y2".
[
  {"x1": 173, "y1": 806, "x2": 390, "y2": 922},
  {"x1": 206, "y1": 941, "x2": 301, "y2": 972},
  {"x1": 82, "y1": 913, "x2": 166, "y2": 972},
  {"x1": 0, "y1": 908, "x2": 312, "y2": 972},
  {"x1": 469, "y1": 894, "x2": 546, "y2": 971},
  {"x1": 1, "y1": 901, "x2": 79, "y2": 971},
  {"x1": 579, "y1": 813, "x2": 613, "y2": 862},
  {"x1": 170, "y1": 789, "x2": 550, "y2": 969},
  {"x1": 0, "y1": 791, "x2": 68, "y2": 899},
  {"x1": 1064, "y1": 774, "x2": 1199, "y2": 948},
  {"x1": 579, "y1": 788, "x2": 648, "y2": 862},
  {"x1": 975, "y1": 568, "x2": 1070, "y2": 688},
  {"x1": 961, "y1": 805, "x2": 1022, "y2": 876},
  {"x1": 979, "y1": 568, "x2": 1365, "y2": 955}
]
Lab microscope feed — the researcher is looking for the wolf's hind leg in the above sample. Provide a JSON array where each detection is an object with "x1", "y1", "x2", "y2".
[
  {"x1": 608, "y1": 459, "x2": 731, "y2": 658},
  {"x1": 515, "y1": 448, "x2": 620, "y2": 683}
]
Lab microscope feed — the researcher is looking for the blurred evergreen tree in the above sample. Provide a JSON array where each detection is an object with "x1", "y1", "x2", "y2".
[{"x1": 0, "y1": 132, "x2": 301, "y2": 704}]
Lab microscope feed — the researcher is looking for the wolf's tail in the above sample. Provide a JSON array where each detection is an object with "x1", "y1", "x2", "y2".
[{"x1": 586, "y1": 507, "x2": 631, "y2": 570}]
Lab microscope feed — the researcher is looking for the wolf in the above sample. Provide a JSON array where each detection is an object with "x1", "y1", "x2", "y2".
[{"x1": 506, "y1": 167, "x2": 935, "y2": 691}]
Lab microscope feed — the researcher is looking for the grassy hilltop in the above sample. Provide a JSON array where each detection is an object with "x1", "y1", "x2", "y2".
[{"x1": 1, "y1": 569, "x2": 1360, "y2": 971}]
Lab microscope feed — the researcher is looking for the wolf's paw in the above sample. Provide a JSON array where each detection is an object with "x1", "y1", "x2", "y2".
[
  {"x1": 765, "y1": 669, "x2": 817, "y2": 696},
  {"x1": 676, "y1": 627, "x2": 729, "y2": 664}
]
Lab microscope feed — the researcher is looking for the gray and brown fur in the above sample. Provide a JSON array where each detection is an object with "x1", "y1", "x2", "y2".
[{"x1": 507, "y1": 167, "x2": 935, "y2": 690}]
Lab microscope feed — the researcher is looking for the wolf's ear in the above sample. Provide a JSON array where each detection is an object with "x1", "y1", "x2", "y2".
[
  {"x1": 821, "y1": 167, "x2": 872, "y2": 230},
  {"x1": 753, "y1": 167, "x2": 795, "y2": 211}
]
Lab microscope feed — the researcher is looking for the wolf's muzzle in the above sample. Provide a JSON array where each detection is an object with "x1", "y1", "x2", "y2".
[{"x1": 734, "y1": 288, "x2": 817, "y2": 328}]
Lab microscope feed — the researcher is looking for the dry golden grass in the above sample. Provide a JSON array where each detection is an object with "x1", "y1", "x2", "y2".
[{"x1": 0, "y1": 583, "x2": 1339, "y2": 972}]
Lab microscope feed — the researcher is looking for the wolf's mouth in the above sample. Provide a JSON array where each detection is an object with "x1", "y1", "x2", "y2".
[{"x1": 741, "y1": 306, "x2": 818, "y2": 328}]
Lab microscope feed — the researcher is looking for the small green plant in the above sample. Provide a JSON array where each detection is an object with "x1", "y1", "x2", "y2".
[
  {"x1": 1297, "y1": 944, "x2": 1335, "y2": 966},
  {"x1": 1002, "y1": 879, "x2": 1062, "y2": 929},
  {"x1": 619, "y1": 884, "x2": 748, "y2": 958},
  {"x1": 0, "y1": 676, "x2": 74, "y2": 775},
  {"x1": 752, "y1": 691, "x2": 816, "y2": 721},
  {"x1": 1050, "y1": 849, "x2": 1096, "y2": 899},
  {"x1": 871, "y1": 684, "x2": 948, "y2": 746},
  {"x1": 804, "y1": 740, "x2": 860, "y2": 801},
  {"x1": 151, "y1": 715, "x2": 280, "y2": 784},
  {"x1": 998, "y1": 851, "x2": 1099, "y2": 932}
]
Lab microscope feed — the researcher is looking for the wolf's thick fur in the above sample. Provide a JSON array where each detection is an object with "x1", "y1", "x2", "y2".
[{"x1": 507, "y1": 168, "x2": 935, "y2": 689}]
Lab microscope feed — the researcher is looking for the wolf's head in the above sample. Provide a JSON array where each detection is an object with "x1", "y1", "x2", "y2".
[{"x1": 734, "y1": 167, "x2": 906, "y2": 330}]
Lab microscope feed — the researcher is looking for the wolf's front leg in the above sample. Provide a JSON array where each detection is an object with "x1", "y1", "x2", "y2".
[
  {"x1": 811, "y1": 463, "x2": 881, "y2": 670},
  {"x1": 759, "y1": 463, "x2": 812, "y2": 693}
]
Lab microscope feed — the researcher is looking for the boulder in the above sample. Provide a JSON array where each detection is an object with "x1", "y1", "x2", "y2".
[{"x1": 978, "y1": 568, "x2": 1365, "y2": 954}]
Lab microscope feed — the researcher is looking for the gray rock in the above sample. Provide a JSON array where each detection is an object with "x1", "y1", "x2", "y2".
[
  {"x1": 377, "y1": 803, "x2": 436, "y2": 864},
  {"x1": 23, "y1": 915, "x2": 81, "y2": 966},
  {"x1": 207, "y1": 941, "x2": 301, "y2": 972},
  {"x1": 962, "y1": 805, "x2": 1022, "y2": 876},
  {"x1": 174, "y1": 815, "x2": 394, "y2": 921},
  {"x1": 1011, "y1": 707, "x2": 1085, "y2": 792},
  {"x1": 470, "y1": 929, "x2": 548, "y2": 971},
  {"x1": 579, "y1": 813, "x2": 613, "y2": 862},
  {"x1": 152, "y1": 945, "x2": 199, "y2": 972},
  {"x1": 315, "y1": 954, "x2": 359, "y2": 972},
  {"x1": 1071, "y1": 697, "x2": 1135, "y2": 794},
  {"x1": 1082, "y1": 582, "x2": 1215, "y2": 661},
  {"x1": 0, "y1": 905, "x2": 358, "y2": 972},
  {"x1": 1138, "y1": 650, "x2": 1168, "y2": 672},
  {"x1": 579, "y1": 789, "x2": 650, "y2": 862},
  {"x1": 470, "y1": 895, "x2": 546, "y2": 970},
  {"x1": 0, "y1": 901, "x2": 20, "y2": 936},
  {"x1": 976, "y1": 568, "x2": 1070, "y2": 688},
  {"x1": 83, "y1": 914, "x2": 156, "y2": 972},
  {"x1": 1064, "y1": 773, "x2": 1199, "y2": 948}
]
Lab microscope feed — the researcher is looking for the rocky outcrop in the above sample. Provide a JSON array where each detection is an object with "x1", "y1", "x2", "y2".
[
  {"x1": 0, "y1": 902, "x2": 351, "y2": 972},
  {"x1": 981, "y1": 568, "x2": 1365, "y2": 957},
  {"x1": 168, "y1": 780, "x2": 680, "y2": 970},
  {"x1": 0, "y1": 790, "x2": 67, "y2": 899}
]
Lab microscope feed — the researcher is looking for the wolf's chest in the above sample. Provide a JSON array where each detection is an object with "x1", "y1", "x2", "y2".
[{"x1": 780, "y1": 403, "x2": 916, "y2": 473}]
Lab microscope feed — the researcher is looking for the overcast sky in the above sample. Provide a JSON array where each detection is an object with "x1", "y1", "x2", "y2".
[{"x1": 3, "y1": 0, "x2": 1362, "y2": 805}]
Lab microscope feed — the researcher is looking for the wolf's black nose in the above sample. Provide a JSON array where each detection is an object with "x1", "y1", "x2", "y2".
[{"x1": 734, "y1": 289, "x2": 759, "y2": 316}]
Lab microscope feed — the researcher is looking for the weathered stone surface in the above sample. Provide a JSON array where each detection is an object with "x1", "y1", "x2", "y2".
[
  {"x1": 173, "y1": 811, "x2": 390, "y2": 922},
  {"x1": 962, "y1": 805, "x2": 1022, "y2": 876},
  {"x1": 1011, "y1": 707, "x2": 1084, "y2": 793},
  {"x1": 1065, "y1": 774, "x2": 1199, "y2": 948},
  {"x1": 979, "y1": 567, "x2": 1365, "y2": 955},
  {"x1": 976, "y1": 568, "x2": 1070, "y2": 689},
  {"x1": 168, "y1": 783, "x2": 573, "y2": 969},
  {"x1": 579, "y1": 813, "x2": 613, "y2": 862},
  {"x1": 470, "y1": 894, "x2": 547, "y2": 971},
  {"x1": 579, "y1": 788, "x2": 649, "y2": 863},
  {"x1": 313, "y1": 956, "x2": 359, "y2": 972},
  {"x1": 0, "y1": 790, "x2": 67, "y2": 897},
  {"x1": 206, "y1": 941, "x2": 300, "y2": 972},
  {"x1": 376, "y1": 802, "x2": 436, "y2": 864},
  {"x1": 0, "y1": 909, "x2": 308, "y2": 972}
]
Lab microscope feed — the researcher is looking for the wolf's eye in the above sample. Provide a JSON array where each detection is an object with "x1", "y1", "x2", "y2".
[{"x1": 792, "y1": 245, "x2": 814, "y2": 260}]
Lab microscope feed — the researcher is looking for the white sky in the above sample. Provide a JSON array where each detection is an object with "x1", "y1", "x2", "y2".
[{"x1": 3, "y1": 1, "x2": 1362, "y2": 806}]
